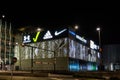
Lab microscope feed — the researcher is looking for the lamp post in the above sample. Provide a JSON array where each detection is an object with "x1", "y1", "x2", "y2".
[
  {"x1": 53, "y1": 51, "x2": 56, "y2": 72},
  {"x1": 96, "y1": 27, "x2": 101, "y2": 52},
  {"x1": 96, "y1": 27, "x2": 104, "y2": 70}
]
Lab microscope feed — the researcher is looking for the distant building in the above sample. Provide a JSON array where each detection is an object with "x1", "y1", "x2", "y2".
[
  {"x1": 0, "y1": 19, "x2": 14, "y2": 70},
  {"x1": 14, "y1": 27, "x2": 100, "y2": 72},
  {"x1": 103, "y1": 44, "x2": 120, "y2": 71}
]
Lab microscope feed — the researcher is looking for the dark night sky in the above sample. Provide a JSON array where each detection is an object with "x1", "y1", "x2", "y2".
[{"x1": 0, "y1": 6, "x2": 120, "y2": 46}]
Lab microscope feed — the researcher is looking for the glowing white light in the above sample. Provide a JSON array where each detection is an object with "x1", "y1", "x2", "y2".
[
  {"x1": 96, "y1": 27, "x2": 100, "y2": 31},
  {"x1": 16, "y1": 42, "x2": 18, "y2": 45},
  {"x1": 2, "y1": 15, "x2": 5, "y2": 18},
  {"x1": 37, "y1": 28, "x2": 41, "y2": 31},
  {"x1": 74, "y1": 25, "x2": 79, "y2": 30}
]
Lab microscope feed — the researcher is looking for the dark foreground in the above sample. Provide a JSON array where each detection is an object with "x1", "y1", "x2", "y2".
[{"x1": 0, "y1": 70, "x2": 120, "y2": 80}]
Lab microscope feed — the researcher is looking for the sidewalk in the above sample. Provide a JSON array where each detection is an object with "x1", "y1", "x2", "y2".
[
  {"x1": 0, "y1": 70, "x2": 73, "y2": 78},
  {"x1": 48, "y1": 73, "x2": 73, "y2": 78}
]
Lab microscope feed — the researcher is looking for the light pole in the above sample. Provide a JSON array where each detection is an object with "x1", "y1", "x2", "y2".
[
  {"x1": 96, "y1": 27, "x2": 104, "y2": 70},
  {"x1": 96, "y1": 27, "x2": 101, "y2": 52}
]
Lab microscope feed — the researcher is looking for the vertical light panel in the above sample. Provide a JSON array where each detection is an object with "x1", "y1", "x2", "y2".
[
  {"x1": 9, "y1": 22, "x2": 12, "y2": 66},
  {"x1": 4, "y1": 21, "x2": 7, "y2": 64},
  {"x1": 0, "y1": 20, "x2": 1, "y2": 62}
]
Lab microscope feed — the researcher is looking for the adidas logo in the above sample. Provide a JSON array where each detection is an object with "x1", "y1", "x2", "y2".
[{"x1": 43, "y1": 30, "x2": 53, "y2": 39}]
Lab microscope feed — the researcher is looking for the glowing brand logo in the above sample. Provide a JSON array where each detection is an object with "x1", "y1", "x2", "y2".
[
  {"x1": 76, "y1": 35, "x2": 87, "y2": 43},
  {"x1": 43, "y1": 30, "x2": 53, "y2": 39},
  {"x1": 90, "y1": 40, "x2": 99, "y2": 50},
  {"x1": 33, "y1": 32, "x2": 40, "y2": 42},
  {"x1": 23, "y1": 35, "x2": 31, "y2": 43},
  {"x1": 55, "y1": 29, "x2": 67, "y2": 36}
]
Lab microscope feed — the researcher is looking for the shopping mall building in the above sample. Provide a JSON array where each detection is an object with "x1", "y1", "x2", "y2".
[{"x1": 14, "y1": 27, "x2": 100, "y2": 72}]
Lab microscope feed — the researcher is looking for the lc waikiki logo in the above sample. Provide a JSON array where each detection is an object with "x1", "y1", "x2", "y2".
[{"x1": 33, "y1": 31, "x2": 40, "y2": 42}]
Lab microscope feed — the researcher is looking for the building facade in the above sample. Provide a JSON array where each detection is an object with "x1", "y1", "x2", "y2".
[
  {"x1": 103, "y1": 44, "x2": 120, "y2": 71},
  {"x1": 0, "y1": 19, "x2": 14, "y2": 70},
  {"x1": 14, "y1": 27, "x2": 100, "y2": 72}
]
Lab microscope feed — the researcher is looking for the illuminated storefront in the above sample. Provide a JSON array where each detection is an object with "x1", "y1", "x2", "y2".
[{"x1": 14, "y1": 27, "x2": 100, "y2": 72}]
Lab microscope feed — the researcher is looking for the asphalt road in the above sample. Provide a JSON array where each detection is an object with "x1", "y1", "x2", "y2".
[
  {"x1": 0, "y1": 75, "x2": 104, "y2": 80},
  {"x1": 0, "y1": 70, "x2": 120, "y2": 80}
]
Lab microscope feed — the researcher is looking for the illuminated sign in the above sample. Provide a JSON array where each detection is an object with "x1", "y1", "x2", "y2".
[
  {"x1": 33, "y1": 31, "x2": 40, "y2": 42},
  {"x1": 69, "y1": 60, "x2": 80, "y2": 71},
  {"x1": 69, "y1": 30, "x2": 87, "y2": 43},
  {"x1": 69, "y1": 30, "x2": 76, "y2": 36},
  {"x1": 76, "y1": 35, "x2": 87, "y2": 43},
  {"x1": 22, "y1": 28, "x2": 67, "y2": 43},
  {"x1": 55, "y1": 29, "x2": 67, "y2": 36},
  {"x1": 22, "y1": 28, "x2": 88, "y2": 44},
  {"x1": 90, "y1": 40, "x2": 99, "y2": 50},
  {"x1": 23, "y1": 35, "x2": 31, "y2": 43},
  {"x1": 43, "y1": 30, "x2": 53, "y2": 39}
]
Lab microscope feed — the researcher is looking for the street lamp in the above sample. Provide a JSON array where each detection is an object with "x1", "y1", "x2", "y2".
[
  {"x1": 96, "y1": 27, "x2": 101, "y2": 52},
  {"x1": 96, "y1": 27, "x2": 104, "y2": 70},
  {"x1": 74, "y1": 25, "x2": 79, "y2": 30},
  {"x1": 2, "y1": 15, "x2": 5, "y2": 18},
  {"x1": 37, "y1": 28, "x2": 41, "y2": 31},
  {"x1": 74, "y1": 25, "x2": 79, "y2": 35}
]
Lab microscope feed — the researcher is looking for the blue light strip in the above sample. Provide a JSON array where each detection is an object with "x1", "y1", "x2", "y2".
[{"x1": 69, "y1": 30, "x2": 76, "y2": 36}]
